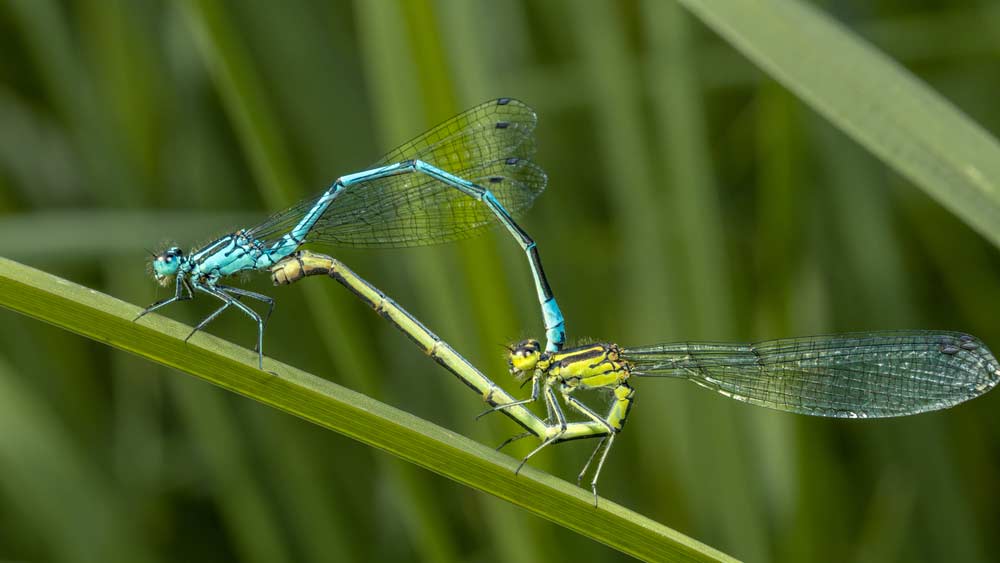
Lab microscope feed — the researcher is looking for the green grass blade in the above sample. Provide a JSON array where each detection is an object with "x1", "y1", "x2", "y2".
[
  {"x1": 0, "y1": 256, "x2": 737, "y2": 563},
  {"x1": 678, "y1": 0, "x2": 1000, "y2": 248}
]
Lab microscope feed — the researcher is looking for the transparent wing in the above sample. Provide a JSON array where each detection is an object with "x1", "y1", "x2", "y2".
[
  {"x1": 247, "y1": 98, "x2": 542, "y2": 247},
  {"x1": 305, "y1": 157, "x2": 545, "y2": 247},
  {"x1": 371, "y1": 97, "x2": 537, "y2": 168},
  {"x1": 623, "y1": 331, "x2": 999, "y2": 418}
]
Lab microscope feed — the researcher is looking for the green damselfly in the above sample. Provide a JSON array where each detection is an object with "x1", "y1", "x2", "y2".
[
  {"x1": 272, "y1": 251, "x2": 999, "y2": 505},
  {"x1": 503, "y1": 333, "x2": 999, "y2": 503}
]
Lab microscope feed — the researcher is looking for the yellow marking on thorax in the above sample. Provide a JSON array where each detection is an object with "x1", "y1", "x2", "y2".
[{"x1": 542, "y1": 343, "x2": 631, "y2": 391}]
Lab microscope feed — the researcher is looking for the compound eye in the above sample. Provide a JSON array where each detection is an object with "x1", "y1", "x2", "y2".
[{"x1": 513, "y1": 339, "x2": 540, "y2": 355}]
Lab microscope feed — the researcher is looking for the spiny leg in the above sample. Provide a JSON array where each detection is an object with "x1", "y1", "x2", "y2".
[
  {"x1": 543, "y1": 380, "x2": 564, "y2": 426},
  {"x1": 496, "y1": 431, "x2": 533, "y2": 451},
  {"x1": 584, "y1": 433, "x2": 617, "y2": 507},
  {"x1": 515, "y1": 385, "x2": 567, "y2": 474},
  {"x1": 186, "y1": 306, "x2": 226, "y2": 342},
  {"x1": 183, "y1": 286, "x2": 275, "y2": 345},
  {"x1": 201, "y1": 285, "x2": 275, "y2": 351},
  {"x1": 562, "y1": 393, "x2": 618, "y2": 435},
  {"x1": 184, "y1": 297, "x2": 240, "y2": 343},
  {"x1": 577, "y1": 435, "x2": 609, "y2": 488},
  {"x1": 218, "y1": 285, "x2": 275, "y2": 330},
  {"x1": 515, "y1": 433, "x2": 562, "y2": 475},
  {"x1": 476, "y1": 373, "x2": 540, "y2": 420},
  {"x1": 135, "y1": 275, "x2": 193, "y2": 321},
  {"x1": 559, "y1": 387, "x2": 620, "y2": 505},
  {"x1": 194, "y1": 282, "x2": 267, "y2": 369}
]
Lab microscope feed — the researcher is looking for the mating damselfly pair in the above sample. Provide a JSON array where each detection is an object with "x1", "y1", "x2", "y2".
[
  {"x1": 140, "y1": 99, "x2": 1000, "y2": 502},
  {"x1": 138, "y1": 98, "x2": 565, "y2": 367}
]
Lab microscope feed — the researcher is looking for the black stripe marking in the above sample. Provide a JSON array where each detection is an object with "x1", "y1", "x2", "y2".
[{"x1": 554, "y1": 346, "x2": 609, "y2": 367}]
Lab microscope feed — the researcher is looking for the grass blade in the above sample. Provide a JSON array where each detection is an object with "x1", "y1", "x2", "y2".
[
  {"x1": 0, "y1": 256, "x2": 736, "y2": 563},
  {"x1": 679, "y1": 0, "x2": 1000, "y2": 248}
]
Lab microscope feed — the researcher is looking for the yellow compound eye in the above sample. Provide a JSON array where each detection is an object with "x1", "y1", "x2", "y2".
[
  {"x1": 510, "y1": 351, "x2": 539, "y2": 372},
  {"x1": 508, "y1": 339, "x2": 541, "y2": 372}
]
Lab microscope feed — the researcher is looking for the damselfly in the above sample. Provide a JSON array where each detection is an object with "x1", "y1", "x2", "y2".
[
  {"x1": 270, "y1": 250, "x2": 607, "y2": 442},
  {"x1": 501, "y1": 333, "x2": 1000, "y2": 503},
  {"x1": 272, "y1": 251, "x2": 999, "y2": 505},
  {"x1": 137, "y1": 99, "x2": 566, "y2": 367}
]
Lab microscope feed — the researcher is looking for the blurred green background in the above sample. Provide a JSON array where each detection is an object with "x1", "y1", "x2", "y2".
[{"x1": 2, "y1": 1, "x2": 999, "y2": 561}]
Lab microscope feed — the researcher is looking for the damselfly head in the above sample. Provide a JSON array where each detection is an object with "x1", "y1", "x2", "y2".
[
  {"x1": 507, "y1": 339, "x2": 541, "y2": 378},
  {"x1": 151, "y1": 246, "x2": 185, "y2": 285}
]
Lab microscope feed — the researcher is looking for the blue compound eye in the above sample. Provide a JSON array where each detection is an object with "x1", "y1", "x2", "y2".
[{"x1": 152, "y1": 247, "x2": 184, "y2": 279}]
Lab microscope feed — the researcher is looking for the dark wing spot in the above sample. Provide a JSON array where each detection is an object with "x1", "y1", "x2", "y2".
[{"x1": 941, "y1": 345, "x2": 961, "y2": 355}]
